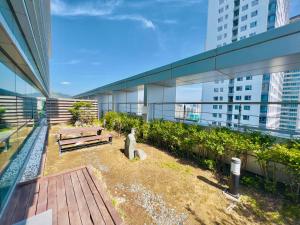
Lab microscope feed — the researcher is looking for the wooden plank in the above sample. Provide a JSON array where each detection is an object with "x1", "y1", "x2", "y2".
[
  {"x1": 47, "y1": 177, "x2": 58, "y2": 225},
  {"x1": 0, "y1": 186, "x2": 22, "y2": 225},
  {"x1": 11, "y1": 183, "x2": 34, "y2": 224},
  {"x1": 27, "y1": 180, "x2": 41, "y2": 218},
  {"x1": 86, "y1": 167, "x2": 123, "y2": 225},
  {"x1": 63, "y1": 173, "x2": 82, "y2": 225},
  {"x1": 76, "y1": 170, "x2": 105, "y2": 225},
  {"x1": 59, "y1": 134, "x2": 110, "y2": 145},
  {"x1": 82, "y1": 168, "x2": 115, "y2": 225},
  {"x1": 70, "y1": 172, "x2": 93, "y2": 225},
  {"x1": 56, "y1": 175, "x2": 70, "y2": 225},
  {"x1": 36, "y1": 178, "x2": 48, "y2": 215}
]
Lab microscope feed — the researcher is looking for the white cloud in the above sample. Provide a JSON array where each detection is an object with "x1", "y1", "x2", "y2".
[
  {"x1": 60, "y1": 81, "x2": 71, "y2": 85},
  {"x1": 51, "y1": 0, "x2": 155, "y2": 30},
  {"x1": 52, "y1": 59, "x2": 81, "y2": 65},
  {"x1": 51, "y1": 0, "x2": 120, "y2": 17},
  {"x1": 108, "y1": 14, "x2": 156, "y2": 30}
]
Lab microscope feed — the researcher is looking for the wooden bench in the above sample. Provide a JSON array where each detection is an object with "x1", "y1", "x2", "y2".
[
  {"x1": 58, "y1": 127, "x2": 104, "y2": 140},
  {"x1": 58, "y1": 134, "x2": 112, "y2": 154}
]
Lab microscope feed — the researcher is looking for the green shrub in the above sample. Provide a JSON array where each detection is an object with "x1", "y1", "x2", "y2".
[
  {"x1": 103, "y1": 112, "x2": 300, "y2": 201},
  {"x1": 198, "y1": 159, "x2": 216, "y2": 171},
  {"x1": 68, "y1": 101, "x2": 94, "y2": 125},
  {"x1": 241, "y1": 175, "x2": 261, "y2": 189},
  {"x1": 0, "y1": 107, "x2": 6, "y2": 129}
]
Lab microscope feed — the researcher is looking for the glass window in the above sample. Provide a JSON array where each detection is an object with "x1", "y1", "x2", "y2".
[
  {"x1": 214, "y1": 88, "x2": 219, "y2": 92},
  {"x1": 242, "y1": 4, "x2": 248, "y2": 11},
  {"x1": 0, "y1": 52, "x2": 44, "y2": 212},
  {"x1": 244, "y1": 105, "x2": 251, "y2": 110},
  {"x1": 243, "y1": 115, "x2": 250, "y2": 120},
  {"x1": 245, "y1": 95, "x2": 252, "y2": 100},
  {"x1": 246, "y1": 76, "x2": 252, "y2": 80},
  {"x1": 236, "y1": 86, "x2": 243, "y2": 91},
  {"x1": 261, "y1": 94, "x2": 268, "y2": 101},
  {"x1": 252, "y1": 0, "x2": 259, "y2": 7},
  {"x1": 213, "y1": 105, "x2": 218, "y2": 109},
  {"x1": 235, "y1": 96, "x2": 242, "y2": 100},
  {"x1": 250, "y1": 21, "x2": 257, "y2": 28},
  {"x1": 245, "y1": 85, "x2": 252, "y2": 90},
  {"x1": 241, "y1": 15, "x2": 248, "y2": 21},
  {"x1": 219, "y1": 105, "x2": 223, "y2": 109},
  {"x1": 240, "y1": 25, "x2": 247, "y2": 31},
  {"x1": 214, "y1": 96, "x2": 219, "y2": 101},
  {"x1": 237, "y1": 77, "x2": 243, "y2": 81},
  {"x1": 251, "y1": 10, "x2": 258, "y2": 17}
]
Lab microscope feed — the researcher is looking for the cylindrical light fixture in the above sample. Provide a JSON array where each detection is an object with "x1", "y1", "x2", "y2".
[{"x1": 229, "y1": 157, "x2": 241, "y2": 197}]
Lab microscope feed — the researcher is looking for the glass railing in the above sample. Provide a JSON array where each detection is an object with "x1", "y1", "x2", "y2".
[{"x1": 0, "y1": 51, "x2": 45, "y2": 213}]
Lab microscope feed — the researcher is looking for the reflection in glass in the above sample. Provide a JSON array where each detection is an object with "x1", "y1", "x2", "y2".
[{"x1": 0, "y1": 55, "x2": 44, "y2": 211}]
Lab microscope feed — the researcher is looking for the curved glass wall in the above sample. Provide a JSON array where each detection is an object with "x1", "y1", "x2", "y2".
[{"x1": 0, "y1": 51, "x2": 45, "y2": 211}]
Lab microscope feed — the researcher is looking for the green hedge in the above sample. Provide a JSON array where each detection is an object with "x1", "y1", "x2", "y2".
[{"x1": 103, "y1": 112, "x2": 300, "y2": 202}]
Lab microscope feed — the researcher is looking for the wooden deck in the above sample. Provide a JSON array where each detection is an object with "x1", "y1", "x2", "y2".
[{"x1": 0, "y1": 167, "x2": 123, "y2": 225}]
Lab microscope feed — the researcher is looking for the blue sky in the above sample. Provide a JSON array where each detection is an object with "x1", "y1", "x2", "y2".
[{"x1": 50, "y1": 0, "x2": 300, "y2": 96}]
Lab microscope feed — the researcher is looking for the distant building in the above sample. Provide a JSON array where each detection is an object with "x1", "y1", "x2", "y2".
[
  {"x1": 280, "y1": 71, "x2": 300, "y2": 131},
  {"x1": 202, "y1": 0, "x2": 290, "y2": 130}
]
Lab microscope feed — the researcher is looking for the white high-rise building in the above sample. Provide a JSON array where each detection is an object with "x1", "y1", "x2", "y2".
[
  {"x1": 202, "y1": 0, "x2": 289, "y2": 129},
  {"x1": 280, "y1": 71, "x2": 300, "y2": 131}
]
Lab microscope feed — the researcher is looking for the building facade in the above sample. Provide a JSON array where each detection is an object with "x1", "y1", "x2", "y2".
[
  {"x1": 279, "y1": 70, "x2": 300, "y2": 131},
  {"x1": 202, "y1": 0, "x2": 289, "y2": 130},
  {"x1": 0, "y1": 0, "x2": 50, "y2": 212}
]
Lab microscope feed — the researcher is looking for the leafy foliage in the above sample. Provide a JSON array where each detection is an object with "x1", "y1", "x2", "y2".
[
  {"x1": 68, "y1": 101, "x2": 94, "y2": 126},
  {"x1": 104, "y1": 112, "x2": 300, "y2": 202},
  {"x1": 0, "y1": 107, "x2": 6, "y2": 128}
]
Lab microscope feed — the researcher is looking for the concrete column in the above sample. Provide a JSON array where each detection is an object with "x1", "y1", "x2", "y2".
[{"x1": 146, "y1": 84, "x2": 176, "y2": 121}]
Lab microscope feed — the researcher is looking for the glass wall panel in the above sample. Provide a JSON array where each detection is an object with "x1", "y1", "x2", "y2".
[{"x1": 0, "y1": 52, "x2": 44, "y2": 211}]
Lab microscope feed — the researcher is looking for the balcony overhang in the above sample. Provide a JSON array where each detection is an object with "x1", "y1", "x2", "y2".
[
  {"x1": 0, "y1": 8, "x2": 49, "y2": 97},
  {"x1": 75, "y1": 21, "x2": 300, "y2": 98}
]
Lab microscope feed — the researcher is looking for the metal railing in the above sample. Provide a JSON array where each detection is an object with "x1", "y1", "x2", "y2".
[{"x1": 99, "y1": 102, "x2": 300, "y2": 138}]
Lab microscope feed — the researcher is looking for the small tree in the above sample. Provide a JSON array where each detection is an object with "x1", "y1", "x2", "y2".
[
  {"x1": 68, "y1": 101, "x2": 94, "y2": 126},
  {"x1": 0, "y1": 107, "x2": 6, "y2": 129}
]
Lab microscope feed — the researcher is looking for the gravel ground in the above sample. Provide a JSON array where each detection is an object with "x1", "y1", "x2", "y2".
[
  {"x1": 0, "y1": 125, "x2": 41, "y2": 190},
  {"x1": 21, "y1": 122, "x2": 48, "y2": 182},
  {"x1": 116, "y1": 183, "x2": 187, "y2": 225}
]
